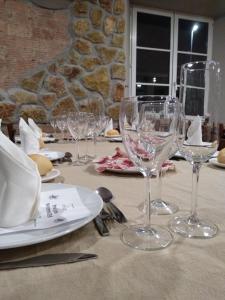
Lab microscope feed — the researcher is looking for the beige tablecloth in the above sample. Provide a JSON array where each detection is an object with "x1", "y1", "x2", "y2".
[{"x1": 0, "y1": 141, "x2": 225, "y2": 300}]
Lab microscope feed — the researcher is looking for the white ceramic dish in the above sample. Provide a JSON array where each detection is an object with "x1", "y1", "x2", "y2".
[
  {"x1": 108, "y1": 137, "x2": 123, "y2": 142},
  {"x1": 41, "y1": 169, "x2": 61, "y2": 182},
  {"x1": 39, "y1": 150, "x2": 65, "y2": 161},
  {"x1": 0, "y1": 184, "x2": 103, "y2": 249},
  {"x1": 105, "y1": 134, "x2": 121, "y2": 138},
  {"x1": 209, "y1": 158, "x2": 225, "y2": 168},
  {"x1": 174, "y1": 150, "x2": 218, "y2": 159},
  {"x1": 104, "y1": 166, "x2": 139, "y2": 174},
  {"x1": 15, "y1": 136, "x2": 55, "y2": 143},
  {"x1": 94, "y1": 163, "x2": 139, "y2": 174}
]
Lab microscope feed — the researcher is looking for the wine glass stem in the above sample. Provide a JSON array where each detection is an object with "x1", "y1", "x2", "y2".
[
  {"x1": 191, "y1": 162, "x2": 201, "y2": 220},
  {"x1": 144, "y1": 175, "x2": 152, "y2": 228},
  {"x1": 155, "y1": 170, "x2": 163, "y2": 201},
  {"x1": 75, "y1": 139, "x2": 80, "y2": 161}
]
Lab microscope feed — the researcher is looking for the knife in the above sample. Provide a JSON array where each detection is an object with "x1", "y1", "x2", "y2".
[{"x1": 0, "y1": 253, "x2": 97, "y2": 270}]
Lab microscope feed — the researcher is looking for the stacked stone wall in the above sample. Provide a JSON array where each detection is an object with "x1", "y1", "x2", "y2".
[{"x1": 0, "y1": 0, "x2": 126, "y2": 123}]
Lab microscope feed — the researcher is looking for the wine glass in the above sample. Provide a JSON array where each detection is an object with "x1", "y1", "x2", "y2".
[
  {"x1": 86, "y1": 114, "x2": 98, "y2": 159},
  {"x1": 119, "y1": 97, "x2": 179, "y2": 251},
  {"x1": 49, "y1": 118, "x2": 58, "y2": 139},
  {"x1": 67, "y1": 112, "x2": 81, "y2": 166},
  {"x1": 148, "y1": 96, "x2": 180, "y2": 215},
  {"x1": 93, "y1": 114, "x2": 110, "y2": 155},
  {"x1": 78, "y1": 112, "x2": 94, "y2": 163},
  {"x1": 56, "y1": 115, "x2": 67, "y2": 143},
  {"x1": 169, "y1": 60, "x2": 221, "y2": 238}
]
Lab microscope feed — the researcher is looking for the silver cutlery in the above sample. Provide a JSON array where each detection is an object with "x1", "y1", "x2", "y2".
[
  {"x1": 93, "y1": 187, "x2": 127, "y2": 237},
  {"x1": 93, "y1": 214, "x2": 110, "y2": 236},
  {"x1": 0, "y1": 253, "x2": 97, "y2": 270},
  {"x1": 96, "y1": 187, "x2": 127, "y2": 223}
]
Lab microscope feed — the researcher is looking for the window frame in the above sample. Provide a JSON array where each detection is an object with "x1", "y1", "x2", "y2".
[
  {"x1": 130, "y1": 7, "x2": 214, "y2": 116},
  {"x1": 130, "y1": 7, "x2": 174, "y2": 97}
]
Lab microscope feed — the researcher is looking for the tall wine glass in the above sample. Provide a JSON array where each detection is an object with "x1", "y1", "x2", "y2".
[
  {"x1": 56, "y1": 115, "x2": 67, "y2": 143},
  {"x1": 150, "y1": 96, "x2": 180, "y2": 215},
  {"x1": 67, "y1": 112, "x2": 83, "y2": 166},
  {"x1": 50, "y1": 117, "x2": 58, "y2": 139},
  {"x1": 119, "y1": 97, "x2": 178, "y2": 251},
  {"x1": 169, "y1": 60, "x2": 221, "y2": 238}
]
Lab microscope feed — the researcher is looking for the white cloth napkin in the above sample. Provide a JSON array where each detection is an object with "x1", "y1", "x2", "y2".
[
  {"x1": 0, "y1": 131, "x2": 41, "y2": 227},
  {"x1": 104, "y1": 118, "x2": 113, "y2": 135},
  {"x1": 28, "y1": 118, "x2": 42, "y2": 139},
  {"x1": 19, "y1": 118, "x2": 40, "y2": 154},
  {"x1": 186, "y1": 116, "x2": 203, "y2": 145}
]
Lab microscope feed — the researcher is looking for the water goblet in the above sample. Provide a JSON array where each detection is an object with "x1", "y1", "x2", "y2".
[
  {"x1": 119, "y1": 97, "x2": 179, "y2": 251},
  {"x1": 67, "y1": 112, "x2": 84, "y2": 166},
  {"x1": 49, "y1": 118, "x2": 58, "y2": 139},
  {"x1": 169, "y1": 60, "x2": 221, "y2": 238},
  {"x1": 56, "y1": 115, "x2": 67, "y2": 143}
]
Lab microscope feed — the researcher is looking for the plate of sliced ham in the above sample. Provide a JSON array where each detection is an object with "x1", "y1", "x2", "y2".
[{"x1": 94, "y1": 147, "x2": 175, "y2": 174}]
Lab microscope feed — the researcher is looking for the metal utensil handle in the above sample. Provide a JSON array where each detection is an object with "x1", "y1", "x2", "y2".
[{"x1": 93, "y1": 215, "x2": 109, "y2": 236}]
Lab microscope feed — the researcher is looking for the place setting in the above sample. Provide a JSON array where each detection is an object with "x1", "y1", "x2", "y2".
[{"x1": 0, "y1": 127, "x2": 104, "y2": 251}]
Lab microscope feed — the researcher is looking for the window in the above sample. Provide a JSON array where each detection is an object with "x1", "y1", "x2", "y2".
[{"x1": 130, "y1": 7, "x2": 213, "y2": 115}]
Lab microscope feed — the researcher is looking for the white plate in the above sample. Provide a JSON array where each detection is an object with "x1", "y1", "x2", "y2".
[
  {"x1": 95, "y1": 163, "x2": 139, "y2": 174},
  {"x1": 15, "y1": 136, "x2": 55, "y2": 143},
  {"x1": 209, "y1": 158, "x2": 225, "y2": 168},
  {"x1": 174, "y1": 151, "x2": 183, "y2": 158},
  {"x1": 39, "y1": 150, "x2": 65, "y2": 161},
  {"x1": 108, "y1": 137, "x2": 123, "y2": 142},
  {"x1": 174, "y1": 150, "x2": 218, "y2": 159},
  {"x1": 104, "y1": 166, "x2": 139, "y2": 174},
  {"x1": 0, "y1": 184, "x2": 103, "y2": 249},
  {"x1": 105, "y1": 134, "x2": 121, "y2": 138},
  {"x1": 41, "y1": 169, "x2": 61, "y2": 182}
]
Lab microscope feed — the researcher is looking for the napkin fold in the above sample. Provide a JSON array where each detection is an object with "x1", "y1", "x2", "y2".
[
  {"x1": 0, "y1": 131, "x2": 41, "y2": 227},
  {"x1": 186, "y1": 116, "x2": 203, "y2": 145},
  {"x1": 104, "y1": 118, "x2": 113, "y2": 135},
  {"x1": 19, "y1": 118, "x2": 40, "y2": 154},
  {"x1": 28, "y1": 118, "x2": 42, "y2": 139}
]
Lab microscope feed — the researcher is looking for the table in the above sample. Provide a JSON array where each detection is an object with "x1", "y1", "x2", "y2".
[{"x1": 0, "y1": 140, "x2": 225, "y2": 300}]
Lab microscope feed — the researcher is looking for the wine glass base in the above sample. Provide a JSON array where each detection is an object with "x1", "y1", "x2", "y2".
[
  {"x1": 169, "y1": 215, "x2": 218, "y2": 239},
  {"x1": 70, "y1": 160, "x2": 85, "y2": 166},
  {"x1": 121, "y1": 224, "x2": 173, "y2": 251},
  {"x1": 151, "y1": 199, "x2": 179, "y2": 215}
]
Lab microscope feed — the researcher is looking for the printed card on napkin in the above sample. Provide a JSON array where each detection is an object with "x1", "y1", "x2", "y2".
[
  {"x1": 186, "y1": 116, "x2": 203, "y2": 145},
  {"x1": 19, "y1": 118, "x2": 40, "y2": 154},
  {"x1": 104, "y1": 118, "x2": 113, "y2": 135},
  {"x1": 0, "y1": 131, "x2": 41, "y2": 227},
  {"x1": 0, "y1": 188, "x2": 91, "y2": 235}
]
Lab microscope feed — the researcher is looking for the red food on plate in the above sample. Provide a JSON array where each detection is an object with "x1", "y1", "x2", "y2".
[{"x1": 94, "y1": 147, "x2": 175, "y2": 173}]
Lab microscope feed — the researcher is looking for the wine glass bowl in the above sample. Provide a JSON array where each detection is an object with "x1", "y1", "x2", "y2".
[{"x1": 169, "y1": 60, "x2": 221, "y2": 239}]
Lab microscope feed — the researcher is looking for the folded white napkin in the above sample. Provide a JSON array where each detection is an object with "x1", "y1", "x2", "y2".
[
  {"x1": 19, "y1": 118, "x2": 40, "y2": 154},
  {"x1": 28, "y1": 118, "x2": 42, "y2": 139},
  {"x1": 0, "y1": 131, "x2": 41, "y2": 227},
  {"x1": 104, "y1": 118, "x2": 113, "y2": 135},
  {"x1": 186, "y1": 116, "x2": 203, "y2": 145}
]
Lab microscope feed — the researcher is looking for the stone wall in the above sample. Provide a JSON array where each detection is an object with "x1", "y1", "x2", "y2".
[
  {"x1": 0, "y1": 0, "x2": 126, "y2": 123},
  {"x1": 0, "y1": 0, "x2": 69, "y2": 89}
]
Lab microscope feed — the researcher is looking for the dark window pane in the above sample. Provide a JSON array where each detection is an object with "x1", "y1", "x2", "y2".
[
  {"x1": 185, "y1": 88, "x2": 204, "y2": 116},
  {"x1": 137, "y1": 49, "x2": 170, "y2": 84},
  {"x1": 136, "y1": 84, "x2": 169, "y2": 96},
  {"x1": 178, "y1": 19, "x2": 208, "y2": 53},
  {"x1": 177, "y1": 53, "x2": 207, "y2": 84},
  {"x1": 137, "y1": 12, "x2": 171, "y2": 49}
]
